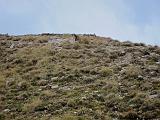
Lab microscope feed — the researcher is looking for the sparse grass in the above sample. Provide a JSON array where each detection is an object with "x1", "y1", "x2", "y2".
[
  {"x1": 22, "y1": 97, "x2": 42, "y2": 112},
  {"x1": 61, "y1": 34, "x2": 73, "y2": 39},
  {"x1": 0, "y1": 34, "x2": 160, "y2": 120},
  {"x1": 52, "y1": 114, "x2": 87, "y2": 120},
  {"x1": 41, "y1": 90, "x2": 54, "y2": 97},
  {"x1": 0, "y1": 74, "x2": 5, "y2": 88},
  {"x1": 125, "y1": 65, "x2": 142, "y2": 78},
  {"x1": 99, "y1": 66, "x2": 113, "y2": 77}
]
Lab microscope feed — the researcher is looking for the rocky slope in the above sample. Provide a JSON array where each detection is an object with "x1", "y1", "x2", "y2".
[{"x1": 0, "y1": 34, "x2": 160, "y2": 120}]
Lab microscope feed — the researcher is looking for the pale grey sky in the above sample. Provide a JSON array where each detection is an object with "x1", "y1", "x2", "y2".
[{"x1": 0, "y1": 0, "x2": 160, "y2": 45}]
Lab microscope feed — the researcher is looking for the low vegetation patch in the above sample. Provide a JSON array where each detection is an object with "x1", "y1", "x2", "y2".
[{"x1": 0, "y1": 34, "x2": 160, "y2": 120}]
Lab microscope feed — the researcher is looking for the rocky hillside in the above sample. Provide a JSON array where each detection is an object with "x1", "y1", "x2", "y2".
[{"x1": 0, "y1": 34, "x2": 160, "y2": 120}]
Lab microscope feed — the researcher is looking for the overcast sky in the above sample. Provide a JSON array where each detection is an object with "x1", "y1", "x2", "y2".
[{"x1": 0, "y1": 0, "x2": 160, "y2": 45}]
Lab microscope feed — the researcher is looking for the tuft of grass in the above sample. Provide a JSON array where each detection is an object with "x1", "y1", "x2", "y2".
[
  {"x1": 99, "y1": 66, "x2": 113, "y2": 77},
  {"x1": 125, "y1": 65, "x2": 142, "y2": 78},
  {"x1": 22, "y1": 97, "x2": 42, "y2": 112},
  {"x1": 41, "y1": 90, "x2": 54, "y2": 97},
  {"x1": 52, "y1": 114, "x2": 87, "y2": 120},
  {"x1": 0, "y1": 74, "x2": 5, "y2": 88}
]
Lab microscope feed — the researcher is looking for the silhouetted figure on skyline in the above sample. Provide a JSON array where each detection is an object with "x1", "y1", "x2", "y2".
[{"x1": 72, "y1": 34, "x2": 80, "y2": 41}]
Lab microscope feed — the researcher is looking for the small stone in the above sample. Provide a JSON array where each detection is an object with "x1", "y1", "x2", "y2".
[
  {"x1": 61, "y1": 86, "x2": 71, "y2": 90},
  {"x1": 118, "y1": 83, "x2": 122, "y2": 86},
  {"x1": 16, "y1": 93, "x2": 28, "y2": 100},
  {"x1": 6, "y1": 80, "x2": 14, "y2": 87},
  {"x1": 131, "y1": 85, "x2": 137, "y2": 89},
  {"x1": 51, "y1": 77, "x2": 58, "y2": 81},
  {"x1": 82, "y1": 96, "x2": 87, "y2": 100},
  {"x1": 129, "y1": 104, "x2": 135, "y2": 107},
  {"x1": 122, "y1": 51, "x2": 125, "y2": 54},
  {"x1": 51, "y1": 85, "x2": 59, "y2": 89},
  {"x1": 38, "y1": 88, "x2": 42, "y2": 91},
  {"x1": 10, "y1": 43, "x2": 15, "y2": 48},
  {"x1": 150, "y1": 71, "x2": 157, "y2": 76},
  {"x1": 94, "y1": 91, "x2": 99, "y2": 93},
  {"x1": 37, "y1": 80, "x2": 48, "y2": 86},
  {"x1": 149, "y1": 94, "x2": 158, "y2": 99},
  {"x1": 17, "y1": 81, "x2": 28, "y2": 90},
  {"x1": 74, "y1": 112, "x2": 77, "y2": 114},
  {"x1": 138, "y1": 75, "x2": 144, "y2": 80},
  {"x1": 3, "y1": 109, "x2": 10, "y2": 112},
  {"x1": 156, "y1": 61, "x2": 160, "y2": 65},
  {"x1": 85, "y1": 91, "x2": 88, "y2": 93},
  {"x1": 113, "y1": 118, "x2": 118, "y2": 120}
]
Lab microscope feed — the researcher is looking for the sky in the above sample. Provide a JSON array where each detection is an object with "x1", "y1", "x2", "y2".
[{"x1": 0, "y1": 0, "x2": 160, "y2": 45}]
